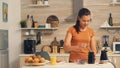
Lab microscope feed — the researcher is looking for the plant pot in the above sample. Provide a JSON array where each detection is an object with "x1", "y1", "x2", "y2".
[{"x1": 21, "y1": 25, "x2": 26, "y2": 28}]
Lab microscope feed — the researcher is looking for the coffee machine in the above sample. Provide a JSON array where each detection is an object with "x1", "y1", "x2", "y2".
[{"x1": 24, "y1": 39, "x2": 36, "y2": 54}]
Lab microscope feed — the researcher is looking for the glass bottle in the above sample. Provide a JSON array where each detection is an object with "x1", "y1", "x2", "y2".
[
  {"x1": 26, "y1": 15, "x2": 32, "y2": 28},
  {"x1": 108, "y1": 13, "x2": 113, "y2": 26},
  {"x1": 31, "y1": 16, "x2": 35, "y2": 28},
  {"x1": 51, "y1": 37, "x2": 59, "y2": 53}
]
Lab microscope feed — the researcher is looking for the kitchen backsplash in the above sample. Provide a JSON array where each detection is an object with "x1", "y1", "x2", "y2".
[{"x1": 21, "y1": 0, "x2": 120, "y2": 53}]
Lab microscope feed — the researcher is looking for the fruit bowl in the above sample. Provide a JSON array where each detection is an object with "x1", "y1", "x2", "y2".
[
  {"x1": 25, "y1": 60, "x2": 49, "y2": 66},
  {"x1": 25, "y1": 62, "x2": 46, "y2": 66}
]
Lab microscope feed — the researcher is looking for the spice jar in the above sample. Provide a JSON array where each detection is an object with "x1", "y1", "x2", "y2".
[
  {"x1": 34, "y1": 21, "x2": 38, "y2": 28},
  {"x1": 60, "y1": 47, "x2": 65, "y2": 54}
]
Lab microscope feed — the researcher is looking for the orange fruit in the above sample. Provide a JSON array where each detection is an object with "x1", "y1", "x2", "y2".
[
  {"x1": 33, "y1": 57, "x2": 40, "y2": 63},
  {"x1": 40, "y1": 57, "x2": 46, "y2": 63}
]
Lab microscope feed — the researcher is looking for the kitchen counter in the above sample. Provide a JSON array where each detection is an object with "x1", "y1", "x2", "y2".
[
  {"x1": 22, "y1": 63, "x2": 114, "y2": 68},
  {"x1": 19, "y1": 53, "x2": 120, "y2": 57},
  {"x1": 19, "y1": 53, "x2": 120, "y2": 68},
  {"x1": 19, "y1": 53, "x2": 70, "y2": 57}
]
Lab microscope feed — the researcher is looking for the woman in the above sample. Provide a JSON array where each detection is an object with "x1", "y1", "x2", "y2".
[{"x1": 63, "y1": 8, "x2": 96, "y2": 62}]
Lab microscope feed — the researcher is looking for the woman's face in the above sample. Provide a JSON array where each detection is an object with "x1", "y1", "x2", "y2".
[{"x1": 78, "y1": 15, "x2": 91, "y2": 29}]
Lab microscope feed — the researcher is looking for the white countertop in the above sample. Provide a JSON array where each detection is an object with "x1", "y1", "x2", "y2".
[
  {"x1": 19, "y1": 53, "x2": 70, "y2": 57},
  {"x1": 19, "y1": 53, "x2": 120, "y2": 57},
  {"x1": 22, "y1": 63, "x2": 114, "y2": 68}
]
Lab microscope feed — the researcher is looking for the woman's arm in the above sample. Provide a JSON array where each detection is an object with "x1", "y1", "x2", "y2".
[
  {"x1": 63, "y1": 32, "x2": 80, "y2": 52},
  {"x1": 90, "y1": 36, "x2": 96, "y2": 54}
]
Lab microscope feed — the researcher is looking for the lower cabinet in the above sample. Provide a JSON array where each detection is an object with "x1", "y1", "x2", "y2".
[{"x1": 19, "y1": 54, "x2": 120, "y2": 68}]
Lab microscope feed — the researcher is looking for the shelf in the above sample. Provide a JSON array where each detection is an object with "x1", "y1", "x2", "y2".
[
  {"x1": 28, "y1": 4, "x2": 49, "y2": 7},
  {"x1": 20, "y1": 28, "x2": 57, "y2": 30},
  {"x1": 100, "y1": 21, "x2": 120, "y2": 29},
  {"x1": 20, "y1": 28, "x2": 57, "y2": 35}
]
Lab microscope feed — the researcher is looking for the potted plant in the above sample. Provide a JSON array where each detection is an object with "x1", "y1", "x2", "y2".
[{"x1": 20, "y1": 20, "x2": 27, "y2": 28}]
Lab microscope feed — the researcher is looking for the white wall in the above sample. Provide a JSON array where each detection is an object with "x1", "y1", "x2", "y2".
[{"x1": 0, "y1": 0, "x2": 21, "y2": 68}]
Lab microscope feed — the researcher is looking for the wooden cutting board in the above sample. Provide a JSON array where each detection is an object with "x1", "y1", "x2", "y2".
[{"x1": 42, "y1": 45, "x2": 51, "y2": 54}]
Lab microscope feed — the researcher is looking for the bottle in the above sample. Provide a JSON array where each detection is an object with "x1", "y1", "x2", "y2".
[
  {"x1": 25, "y1": 15, "x2": 29, "y2": 28},
  {"x1": 34, "y1": 21, "x2": 39, "y2": 28},
  {"x1": 51, "y1": 37, "x2": 59, "y2": 53},
  {"x1": 26, "y1": 15, "x2": 32, "y2": 28},
  {"x1": 37, "y1": 0, "x2": 43, "y2": 5},
  {"x1": 108, "y1": 13, "x2": 113, "y2": 26},
  {"x1": 31, "y1": 16, "x2": 35, "y2": 28}
]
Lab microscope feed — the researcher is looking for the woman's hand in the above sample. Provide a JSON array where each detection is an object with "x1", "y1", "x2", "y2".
[
  {"x1": 80, "y1": 43, "x2": 88, "y2": 48},
  {"x1": 78, "y1": 43, "x2": 88, "y2": 49}
]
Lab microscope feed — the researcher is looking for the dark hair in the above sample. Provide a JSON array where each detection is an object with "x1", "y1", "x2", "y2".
[{"x1": 74, "y1": 8, "x2": 91, "y2": 33}]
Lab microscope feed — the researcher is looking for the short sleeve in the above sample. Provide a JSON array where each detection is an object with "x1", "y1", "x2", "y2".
[{"x1": 67, "y1": 26, "x2": 74, "y2": 34}]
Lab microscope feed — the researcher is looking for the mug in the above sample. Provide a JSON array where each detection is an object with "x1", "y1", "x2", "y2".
[
  {"x1": 45, "y1": 23, "x2": 51, "y2": 28},
  {"x1": 30, "y1": 30, "x2": 35, "y2": 35},
  {"x1": 24, "y1": 31, "x2": 29, "y2": 35},
  {"x1": 88, "y1": 52, "x2": 95, "y2": 64}
]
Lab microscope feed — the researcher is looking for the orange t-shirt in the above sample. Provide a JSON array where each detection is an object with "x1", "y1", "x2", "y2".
[{"x1": 67, "y1": 26, "x2": 95, "y2": 62}]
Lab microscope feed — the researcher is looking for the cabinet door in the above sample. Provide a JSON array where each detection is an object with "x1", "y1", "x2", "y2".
[{"x1": 0, "y1": 50, "x2": 9, "y2": 68}]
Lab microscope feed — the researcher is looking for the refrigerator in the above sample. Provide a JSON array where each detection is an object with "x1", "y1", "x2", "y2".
[{"x1": 0, "y1": 29, "x2": 9, "y2": 68}]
